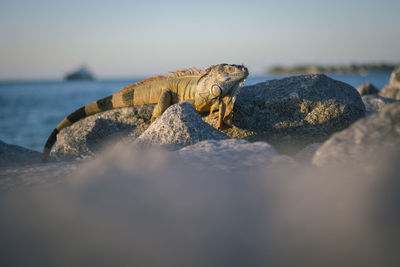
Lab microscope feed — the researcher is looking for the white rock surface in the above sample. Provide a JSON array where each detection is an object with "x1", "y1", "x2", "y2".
[
  {"x1": 134, "y1": 102, "x2": 228, "y2": 149},
  {"x1": 53, "y1": 105, "x2": 153, "y2": 157},
  {"x1": 176, "y1": 139, "x2": 296, "y2": 170},
  {"x1": 312, "y1": 102, "x2": 400, "y2": 167},
  {"x1": 0, "y1": 140, "x2": 42, "y2": 167},
  {"x1": 362, "y1": 95, "x2": 398, "y2": 116},
  {"x1": 0, "y1": 161, "x2": 80, "y2": 191},
  {"x1": 379, "y1": 66, "x2": 400, "y2": 100}
]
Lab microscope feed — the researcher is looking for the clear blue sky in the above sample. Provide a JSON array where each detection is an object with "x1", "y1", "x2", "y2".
[{"x1": 1, "y1": 0, "x2": 399, "y2": 79}]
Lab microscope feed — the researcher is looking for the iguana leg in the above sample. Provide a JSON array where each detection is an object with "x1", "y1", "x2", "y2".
[
  {"x1": 223, "y1": 99, "x2": 234, "y2": 127},
  {"x1": 217, "y1": 99, "x2": 226, "y2": 130},
  {"x1": 150, "y1": 89, "x2": 173, "y2": 123},
  {"x1": 209, "y1": 102, "x2": 219, "y2": 119},
  {"x1": 209, "y1": 104, "x2": 215, "y2": 119},
  {"x1": 218, "y1": 96, "x2": 235, "y2": 129}
]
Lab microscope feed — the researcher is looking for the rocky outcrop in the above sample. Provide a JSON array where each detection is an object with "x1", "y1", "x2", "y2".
[
  {"x1": 133, "y1": 102, "x2": 228, "y2": 149},
  {"x1": 362, "y1": 95, "x2": 398, "y2": 116},
  {"x1": 357, "y1": 82, "x2": 379, "y2": 96},
  {"x1": 53, "y1": 105, "x2": 154, "y2": 158},
  {"x1": 312, "y1": 102, "x2": 400, "y2": 167},
  {"x1": 53, "y1": 102, "x2": 228, "y2": 157},
  {"x1": 176, "y1": 139, "x2": 296, "y2": 171},
  {"x1": 205, "y1": 74, "x2": 365, "y2": 153},
  {"x1": 0, "y1": 140, "x2": 42, "y2": 167},
  {"x1": 379, "y1": 66, "x2": 400, "y2": 100},
  {"x1": 53, "y1": 74, "x2": 366, "y2": 158}
]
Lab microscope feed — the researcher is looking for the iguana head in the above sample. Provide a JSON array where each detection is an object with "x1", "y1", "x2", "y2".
[{"x1": 196, "y1": 64, "x2": 248, "y2": 129}]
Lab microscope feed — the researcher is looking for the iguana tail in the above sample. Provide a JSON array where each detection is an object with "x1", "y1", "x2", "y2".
[{"x1": 42, "y1": 90, "x2": 135, "y2": 162}]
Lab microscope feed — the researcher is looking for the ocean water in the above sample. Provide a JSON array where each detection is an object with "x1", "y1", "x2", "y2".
[{"x1": 0, "y1": 72, "x2": 391, "y2": 151}]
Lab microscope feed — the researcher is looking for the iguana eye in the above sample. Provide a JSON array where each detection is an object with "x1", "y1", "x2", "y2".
[{"x1": 211, "y1": 84, "x2": 222, "y2": 97}]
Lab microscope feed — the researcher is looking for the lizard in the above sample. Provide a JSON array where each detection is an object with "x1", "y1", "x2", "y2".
[{"x1": 42, "y1": 63, "x2": 248, "y2": 162}]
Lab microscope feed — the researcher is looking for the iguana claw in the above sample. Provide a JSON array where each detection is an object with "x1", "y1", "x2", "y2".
[{"x1": 140, "y1": 121, "x2": 151, "y2": 127}]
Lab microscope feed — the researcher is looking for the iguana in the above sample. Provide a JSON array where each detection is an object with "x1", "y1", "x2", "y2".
[{"x1": 42, "y1": 63, "x2": 248, "y2": 161}]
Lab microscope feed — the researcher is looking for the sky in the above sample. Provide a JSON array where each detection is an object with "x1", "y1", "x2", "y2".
[{"x1": 0, "y1": 0, "x2": 399, "y2": 79}]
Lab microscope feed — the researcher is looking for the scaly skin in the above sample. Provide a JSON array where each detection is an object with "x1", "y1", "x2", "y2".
[{"x1": 42, "y1": 64, "x2": 248, "y2": 161}]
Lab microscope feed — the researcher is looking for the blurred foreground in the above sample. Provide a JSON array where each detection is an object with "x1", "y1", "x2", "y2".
[{"x1": 0, "y1": 142, "x2": 399, "y2": 267}]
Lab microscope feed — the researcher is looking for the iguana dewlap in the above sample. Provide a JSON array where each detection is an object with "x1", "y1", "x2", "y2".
[{"x1": 42, "y1": 64, "x2": 248, "y2": 161}]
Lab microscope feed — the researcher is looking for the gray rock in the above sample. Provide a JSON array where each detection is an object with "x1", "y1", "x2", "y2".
[
  {"x1": 357, "y1": 82, "x2": 379, "y2": 96},
  {"x1": 134, "y1": 102, "x2": 229, "y2": 149},
  {"x1": 380, "y1": 86, "x2": 400, "y2": 100},
  {"x1": 362, "y1": 95, "x2": 398, "y2": 116},
  {"x1": 388, "y1": 66, "x2": 400, "y2": 88},
  {"x1": 176, "y1": 139, "x2": 296, "y2": 170},
  {"x1": 0, "y1": 161, "x2": 79, "y2": 190},
  {"x1": 379, "y1": 66, "x2": 400, "y2": 100},
  {"x1": 294, "y1": 143, "x2": 322, "y2": 164},
  {"x1": 205, "y1": 74, "x2": 365, "y2": 153},
  {"x1": 0, "y1": 140, "x2": 42, "y2": 167},
  {"x1": 54, "y1": 74, "x2": 365, "y2": 158},
  {"x1": 53, "y1": 105, "x2": 154, "y2": 157},
  {"x1": 312, "y1": 102, "x2": 400, "y2": 167}
]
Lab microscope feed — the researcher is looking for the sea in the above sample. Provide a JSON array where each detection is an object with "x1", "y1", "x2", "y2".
[{"x1": 0, "y1": 72, "x2": 392, "y2": 152}]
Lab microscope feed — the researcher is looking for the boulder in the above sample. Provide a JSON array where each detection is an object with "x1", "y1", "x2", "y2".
[
  {"x1": 0, "y1": 161, "x2": 79, "y2": 190},
  {"x1": 294, "y1": 143, "x2": 322, "y2": 164},
  {"x1": 53, "y1": 105, "x2": 154, "y2": 158},
  {"x1": 312, "y1": 102, "x2": 400, "y2": 167},
  {"x1": 205, "y1": 74, "x2": 365, "y2": 153},
  {"x1": 176, "y1": 139, "x2": 296, "y2": 170},
  {"x1": 134, "y1": 102, "x2": 229, "y2": 149},
  {"x1": 362, "y1": 95, "x2": 398, "y2": 116},
  {"x1": 54, "y1": 74, "x2": 366, "y2": 158},
  {"x1": 387, "y1": 66, "x2": 400, "y2": 88},
  {"x1": 379, "y1": 66, "x2": 400, "y2": 100},
  {"x1": 0, "y1": 140, "x2": 42, "y2": 167},
  {"x1": 357, "y1": 82, "x2": 379, "y2": 96}
]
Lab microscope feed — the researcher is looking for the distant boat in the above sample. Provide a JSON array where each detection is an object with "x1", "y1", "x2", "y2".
[{"x1": 64, "y1": 65, "x2": 95, "y2": 81}]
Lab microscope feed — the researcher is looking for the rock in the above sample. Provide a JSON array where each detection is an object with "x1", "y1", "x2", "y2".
[
  {"x1": 312, "y1": 102, "x2": 400, "y2": 167},
  {"x1": 0, "y1": 140, "x2": 42, "y2": 167},
  {"x1": 54, "y1": 74, "x2": 365, "y2": 158},
  {"x1": 1, "y1": 138, "x2": 399, "y2": 266},
  {"x1": 379, "y1": 66, "x2": 400, "y2": 100},
  {"x1": 176, "y1": 139, "x2": 296, "y2": 170},
  {"x1": 388, "y1": 66, "x2": 400, "y2": 88},
  {"x1": 0, "y1": 161, "x2": 79, "y2": 190},
  {"x1": 53, "y1": 105, "x2": 154, "y2": 158},
  {"x1": 294, "y1": 143, "x2": 322, "y2": 164},
  {"x1": 134, "y1": 102, "x2": 229, "y2": 149},
  {"x1": 205, "y1": 74, "x2": 365, "y2": 153},
  {"x1": 380, "y1": 87, "x2": 400, "y2": 100},
  {"x1": 362, "y1": 95, "x2": 398, "y2": 116},
  {"x1": 357, "y1": 82, "x2": 379, "y2": 96}
]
